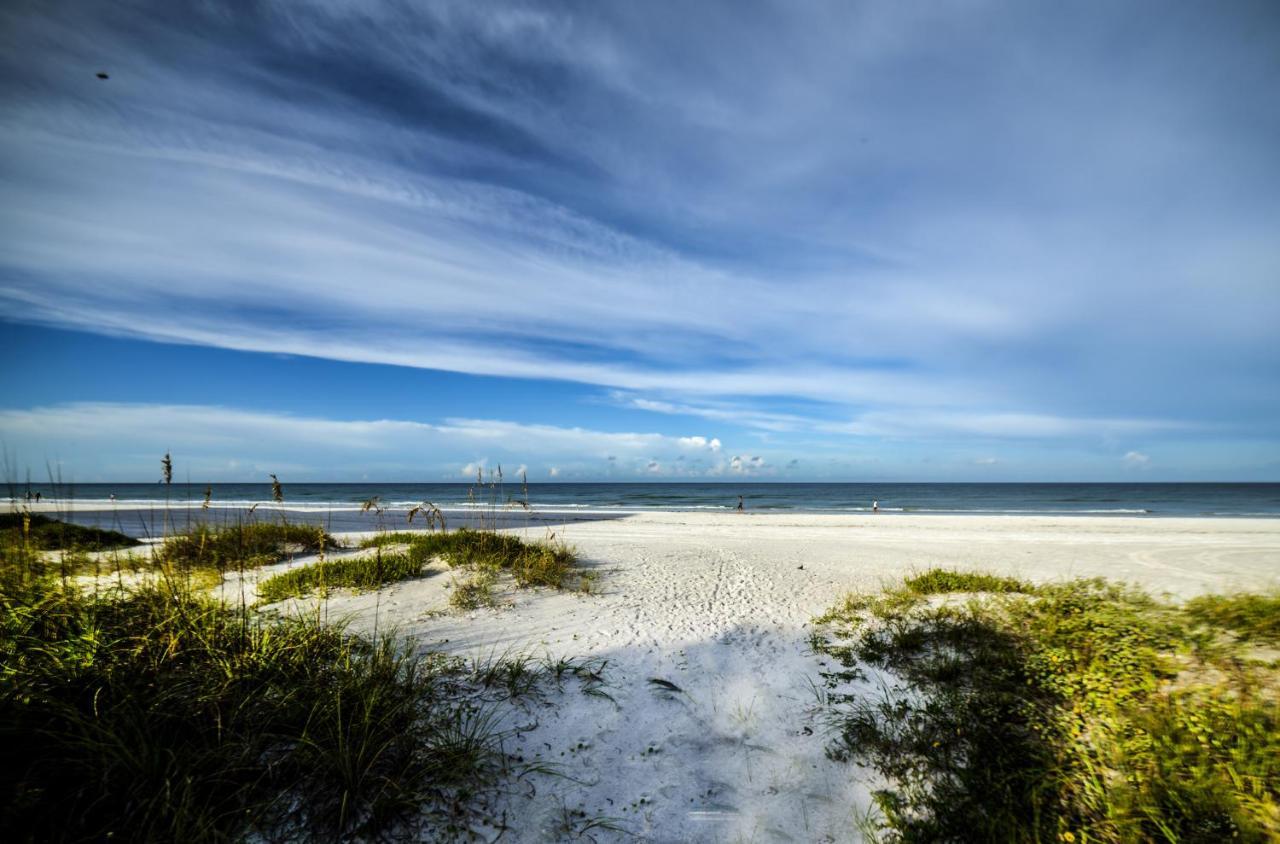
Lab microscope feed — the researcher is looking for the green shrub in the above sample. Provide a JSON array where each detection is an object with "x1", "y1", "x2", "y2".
[
  {"x1": 902, "y1": 568, "x2": 1031, "y2": 595},
  {"x1": 813, "y1": 570, "x2": 1280, "y2": 842},
  {"x1": 1185, "y1": 591, "x2": 1280, "y2": 643}
]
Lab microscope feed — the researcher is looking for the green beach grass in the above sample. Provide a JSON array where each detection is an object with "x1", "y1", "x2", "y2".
[
  {"x1": 361, "y1": 528, "x2": 586, "y2": 590},
  {"x1": 160, "y1": 521, "x2": 337, "y2": 571},
  {"x1": 256, "y1": 549, "x2": 426, "y2": 603},
  {"x1": 813, "y1": 569, "x2": 1280, "y2": 842},
  {"x1": 0, "y1": 468, "x2": 602, "y2": 841},
  {"x1": 256, "y1": 528, "x2": 589, "y2": 605},
  {"x1": 0, "y1": 575, "x2": 513, "y2": 841},
  {"x1": 0, "y1": 512, "x2": 138, "y2": 551}
]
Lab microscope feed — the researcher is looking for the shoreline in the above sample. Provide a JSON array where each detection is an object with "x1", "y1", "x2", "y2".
[{"x1": 14, "y1": 499, "x2": 1280, "y2": 519}]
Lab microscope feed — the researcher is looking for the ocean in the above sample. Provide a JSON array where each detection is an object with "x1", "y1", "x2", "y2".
[{"x1": 11, "y1": 482, "x2": 1280, "y2": 536}]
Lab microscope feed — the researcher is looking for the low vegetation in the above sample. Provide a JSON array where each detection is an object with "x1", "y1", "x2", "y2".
[
  {"x1": 160, "y1": 521, "x2": 337, "y2": 571},
  {"x1": 0, "y1": 578, "x2": 511, "y2": 842},
  {"x1": 1, "y1": 461, "x2": 608, "y2": 841},
  {"x1": 1185, "y1": 591, "x2": 1280, "y2": 643},
  {"x1": 256, "y1": 550, "x2": 426, "y2": 603},
  {"x1": 813, "y1": 569, "x2": 1280, "y2": 842},
  {"x1": 0, "y1": 512, "x2": 138, "y2": 551},
  {"x1": 364, "y1": 528, "x2": 590, "y2": 592},
  {"x1": 450, "y1": 569, "x2": 498, "y2": 610},
  {"x1": 256, "y1": 528, "x2": 588, "y2": 608},
  {"x1": 1, "y1": 527, "x2": 605, "y2": 840},
  {"x1": 900, "y1": 568, "x2": 1031, "y2": 595}
]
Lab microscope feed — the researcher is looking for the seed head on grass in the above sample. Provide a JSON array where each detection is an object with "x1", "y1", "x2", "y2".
[{"x1": 407, "y1": 501, "x2": 446, "y2": 531}]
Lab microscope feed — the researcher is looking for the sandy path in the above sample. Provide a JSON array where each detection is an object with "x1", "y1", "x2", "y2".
[{"x1": 261, "y1": 514, "x2": 1279, "y2": 842}]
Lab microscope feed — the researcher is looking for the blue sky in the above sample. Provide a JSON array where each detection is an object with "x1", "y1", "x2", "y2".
[{"x1": 1, "y1": 0, "x2": 1278, "y2": 482}]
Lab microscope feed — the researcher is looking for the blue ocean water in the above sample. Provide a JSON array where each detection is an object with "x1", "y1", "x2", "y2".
[{"x1": 14, "y1": 482, "x2": 1280, "y2": 518}]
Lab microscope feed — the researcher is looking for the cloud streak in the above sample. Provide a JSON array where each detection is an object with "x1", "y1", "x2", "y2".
[{"x1": 0, "y1": 0, "x2": 1277, "y2": 476}]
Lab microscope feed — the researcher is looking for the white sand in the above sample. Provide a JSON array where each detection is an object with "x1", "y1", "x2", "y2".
[{"x1": 243, "y1": 513, "x2": 1280, "y2": 842}]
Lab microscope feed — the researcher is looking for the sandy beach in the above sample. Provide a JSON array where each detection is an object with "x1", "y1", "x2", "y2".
[{"x1": 221, "y1": 513, "x2": 1280, "y2": 842}]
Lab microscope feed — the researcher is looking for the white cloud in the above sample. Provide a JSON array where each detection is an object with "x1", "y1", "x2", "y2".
[
  {"x1": 677, "y1": 435, "x2": 722, "y2": 452},
  {"x1": 828, "y1": 412, "x2": 1184, "y2": 440},
  {"x1": 1123, "y1": 451, "x2": 1151, "y2": 466},
  {"x1": 727, "y1": 454, "x2": 767, "y2": 475},
  {"x1": 0, "y1": 403, "x2": 743, "y2": 481},
  {"x1": 0, "y1": 0, "x2": 1275, "y2": 465}
]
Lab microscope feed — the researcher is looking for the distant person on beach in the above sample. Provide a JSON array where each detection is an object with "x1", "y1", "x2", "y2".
[
  {"x1": 872, "y1": 500, "x2": 879, "y2": 513},
  {"x1": 737, "y1": 495, "x2": 745, "y2": 512},
  {"x1": 109, "y1": 493, "x2": 116, "y2": 503}
]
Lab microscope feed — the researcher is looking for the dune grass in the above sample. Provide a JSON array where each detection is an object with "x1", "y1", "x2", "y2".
[
  {"x1": 160, "y1": 521, "x2": 337, "y2": 571},
  {"x1": 261, "y1": 528, "x2": 588, "y2": 608},
  {"x1": 256, "y1": 550, "x2": 427, "y2": 603},
  {"x1": 363, "y1": 528, "x2": 589, "y2": 591},
  {"x1": 0, "y1": 512, "x2": 139, "y2": 550},
  {"x1": 1, "y1": 459, "x2": 613, "y2": 840},
  {"x1": 0, "y1": 576, "x2": 509, "y2": 842},
  {"x1": 814, "y1": 569, "x2": 1280, "y2": 842}
]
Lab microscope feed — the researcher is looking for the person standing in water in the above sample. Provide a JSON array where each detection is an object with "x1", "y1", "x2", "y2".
[
  {"x1": 737, "y1": 495, "x2": 745, "y2": 512},
  {"x1": 872, "y1": 500, "x2": 879, "y2": 513}
]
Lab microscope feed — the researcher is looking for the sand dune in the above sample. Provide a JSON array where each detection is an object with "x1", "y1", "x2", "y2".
[{"x1": 246, "y1": 513, "x2": 1280, "y2": 841}]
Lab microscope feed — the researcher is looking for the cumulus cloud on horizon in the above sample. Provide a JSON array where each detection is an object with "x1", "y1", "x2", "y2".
[{"x1": 0, "y1": 402, "x2": 748, "y2": 482}]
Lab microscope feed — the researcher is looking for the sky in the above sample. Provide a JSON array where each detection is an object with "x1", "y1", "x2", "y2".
[{"x1": 1, "y1": 0, "x2": 1278, "y2": 482}]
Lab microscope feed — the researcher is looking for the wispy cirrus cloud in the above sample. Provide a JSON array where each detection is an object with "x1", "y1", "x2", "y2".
[{"x1": 0, "y1": 0, "x2": 1277, "y2": 478}]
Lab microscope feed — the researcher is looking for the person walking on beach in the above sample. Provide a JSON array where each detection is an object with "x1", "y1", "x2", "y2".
[
  {"x1": 737, "y1": 495, "x2": 745, "y2": 513},
  {"x1": 872, "y1": 499, "x2": 879, "y2": 513}
]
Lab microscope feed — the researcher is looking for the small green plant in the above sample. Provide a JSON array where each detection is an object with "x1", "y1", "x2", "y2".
[{"x1": 450, "y1": 569, "x2": 497, "y2": 610}]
